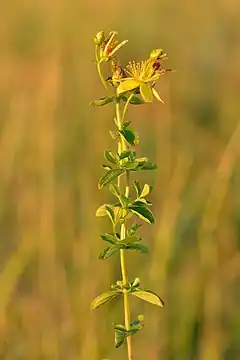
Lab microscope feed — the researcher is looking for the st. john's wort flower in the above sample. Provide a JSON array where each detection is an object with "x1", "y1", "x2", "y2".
[{"x1": 117, "y1": 49, "x2": 170, "y2": 103}]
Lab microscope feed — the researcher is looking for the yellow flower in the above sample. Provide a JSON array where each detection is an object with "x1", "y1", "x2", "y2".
[{"x1": 117, "y1": 50, "x2": 169, "y2": 103}]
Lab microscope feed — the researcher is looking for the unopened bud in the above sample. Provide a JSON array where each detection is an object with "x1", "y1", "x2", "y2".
[
  {"x1": 149, "y1": 48, "x2": 163, "y2": 60},
  {"x1": 132, "y1": 277, "x2": 140, "y2": 287},
  {"x1": 94, "y1": 31, "x2": 105, "y2": 46}
]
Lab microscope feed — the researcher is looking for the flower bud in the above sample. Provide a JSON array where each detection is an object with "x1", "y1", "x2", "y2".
[
  {"x1": 149, "y1": 48, "x2": 163, "y2": 60},
  {"x1": 132, "y1": 277, "x2": 140, "y2": 287},
  {"x1": 94, "y1": 31, "x2": 105, "y2": 46}
]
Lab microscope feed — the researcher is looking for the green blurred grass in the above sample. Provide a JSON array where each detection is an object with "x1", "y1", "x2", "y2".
[{"x1": 0, "y1": 0, "x2": 240, "y2": 359}]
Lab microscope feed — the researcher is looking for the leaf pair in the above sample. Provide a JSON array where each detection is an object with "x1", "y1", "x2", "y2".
[
  {"x1": 90, "y1": 94, "x2": 144, "y2": 107},
  {"x1": 118, "y1": 122, "x2": 139, "y2": 146},
  {"x1": 91, "y1": 287, "x2": 164, "y2": 310},
  {"x1": 99, "y1": 233, "x2": 148, "y2": 260},
  {"x1": 114, "y1": 315, "x2": 144, "y2": 348},
  {"x1": 96, "y1": 204, "x2": 128, "y2": 226},
  {"x1": 98, "y1": 159, "x2": 157, "y2": 189}
]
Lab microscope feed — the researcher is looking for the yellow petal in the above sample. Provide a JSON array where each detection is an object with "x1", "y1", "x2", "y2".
[
  {"x1": 140, "y1": 83, "x2": 153, "y2": 103},
  {"x1": 117, "y1": 79, "x2": 140, "y2": 94},
  {"x1": 152, "y1": 88, "x2": 164, "y2": 103}
]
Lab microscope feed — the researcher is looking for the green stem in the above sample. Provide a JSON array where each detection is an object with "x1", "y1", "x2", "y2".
[
  {"x1": 95, "y1": 45, "x2": 108, "y2": 90},
  {"x1": 97, "y1": 62, "x2": 108, "y2": 90},
  {"x1": 122, "y1": 93, "x2": 134, "y2": 123},
  {"x1": 116, "y1": 99, "x2": 133, "y2": 360}
]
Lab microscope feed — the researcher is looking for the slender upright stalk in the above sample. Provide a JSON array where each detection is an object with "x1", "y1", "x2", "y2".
[
  {"x1": 92, "y1": 30, "x2": 169, "y2": 360},
  {"x1": 116, "y1": 99, "x2": 133, "y2": 360}
]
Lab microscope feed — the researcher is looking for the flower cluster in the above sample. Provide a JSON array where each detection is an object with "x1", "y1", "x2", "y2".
[{"x1": 94, "y1": 30, "x2": 171, "y2": 103}]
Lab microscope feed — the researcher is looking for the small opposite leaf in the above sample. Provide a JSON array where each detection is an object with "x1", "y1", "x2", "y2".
[
  {"x1": 96, "y1": 204, "x2": 107, "y2": 217},
  {"x1": 114, "y1": 206, "x2": 128, "y2": 224},
  {"x1": 122, "y1": 235, "x2": 140, "y2": 244},
  {"x1": 115, "y1": 330, "x2": 125, "y2": 348},
  {"x1": 127, "y1": 223, "x2": 142, "y2": 236},
  {"x1": 119, "y1": 128, "x2": 139, "y2": 146},
  {"x1": 136, "y1": 157, "x2": 148, "y2": 163},
  {"x1": 105, "y1": 205, "x2": 115, "y2": 224},
  {"x1": 125, "y1": 243, "x2": 149, "y2": 253},
  {"x1": 137, "y1": 162, "x2": 157, "y2": 171},
  {"x1": 102, "y1": 164, "x2": 112, "y2": 171},
  {"x1": 119, "y1": 151, "x2": 133, "y2": 160},
  {"x1": 90, "y1": 96, "x2": 115, "y2": 106},
  {"x1": 140, "y1": 184, "x2": 150, "y2": 198},
  {"x1": 99, "y1": 246, "x2": 118, "y2": 260},
  {"x1": 129, "y1": 205, "x2": 155, "y2": 224},
  {"x1": 109, "y1": 183, "x2": 120, "y2": 197},
  {"x1": 104, "y1": 150, "x2": 119, "y2": 164},
  {"x1": 100, "y1": 233, "x2": 118, "y2": 244},
  {"x1": 121, "y1": 93, "x2": 145, "y2": 105},
  {"x1": 122, "y1": 121, "x2": 132, "y2": 129},
  {"x1": 98, "y1": 169, "x2": 125, "y2": 189},
  {"x1": 131, "y1": 289, "x2": 164, "y2": 307},
  {"x1": 91, "y1": 290, "x2": 119, "y2": 310},
  {"x1": 122, "y1": 161, "x2": 139, "y2": 170},
  {"x1": 133, "y1": 180, "x2": 141, "y2": 197},
  {"x1": 132, "y1": 277, "x2": 141, "y2": 288}
]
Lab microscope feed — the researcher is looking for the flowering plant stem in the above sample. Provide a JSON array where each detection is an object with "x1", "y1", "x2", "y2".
[{"x1": 91, "y1": 30, "x2": 169, "y2": 360}]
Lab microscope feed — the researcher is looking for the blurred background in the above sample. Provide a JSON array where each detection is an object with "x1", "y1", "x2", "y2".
[{"x1": 0, "y1": 0, "x2": 240, "y2": 359}]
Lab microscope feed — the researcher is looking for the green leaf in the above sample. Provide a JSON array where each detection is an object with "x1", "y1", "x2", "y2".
[
  {"x1": 109, "y1": 183, "x2": 120, "y2": 197},
  {"x1": 119, "y1": 151, "x2": 132, "y2": 160},
  {"x1": 91, "y1": 290, "x2": 120, "y2": 310},
  {"x1": 140, "y1": 184, "x2": 150, "y2": 197},
  {"x1": 140, "y1": 83, "x2": 153, "y2": 103},
  {"x1": 122, "y1": 121, "x2": 132, "y2": 129},
  {"x1": 119, "y1": 128, "x2": 139, "y2": 146},
  {"x1": 99, "y1": 246, "x2": 118, "y2": 259},
  {"x1": 104, "y1": 150, "x2": 119, "y2": 164},
  {"x1": 129, "y1": 205, "x2": 155, "y2": 224},
  {"x1": 133, "y1": 200, "x2": 151, "y2": 207},
  {"x1": 117, "y1": 79, "x2": 141, "y2": 95},
  {"x1": 114, "y1": 328, "x2": 126, "y2": 348},
  {"x1": 114, "y1": 324, "x2": 126, "y2": 332},
  {"x1": 136, "y1": 157, "x2": 148, "y2": 162},
  {"x1": 133, "y1": 180, "x2": 141, "y2": 197},
  {"x1": 105, "y1": 205, "x2": 115, "y2": 224},
  {"x1": 100, "y1": 233, "x2": 118, "y2": 244},
  {"x1": 121, "y1": 235, "x2": 140, "y2": 244},
  {"x1": 113, "y1": 206, "x2": 128, "y2": 224},
  {"x1": 132, "y1": 277, "x2": 140, "y2": 288},
  {"x1": 90, "y1": 96, "x2": 115, "y2": 106},
  {"x1": 135, "y1": 198, "x2": 151, "y2": 206},
  {"x1": 121, "y1": 93, "x2": 145, "y2": 105},
  {"x1": 96, "y1": 204, "x2": 107, "y2": 217},
  {"x1": 98, "y1": 169, "x2": 125, "y2": 189},
  {"x1": 121, "y1": 161, "x2": 139, "y2": 170},
  {"x1": 124, "y1": 243, "x2": 149, "y2": 253},
  {"x1": 102, "y1": 164, "x2": 112, "y2": 171},
  {"x1": 127, "y1": 223, "x2": 142, "y2": 236},
  {"x1": 137, "y1": 162, "x2": 157, "y2": 171},
  {"x1": 131, "y1": 289, "x2": 164, "y2": 307}
]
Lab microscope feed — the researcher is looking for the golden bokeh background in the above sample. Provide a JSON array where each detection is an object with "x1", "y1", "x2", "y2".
[{"x1": 0, "y1": 0, "x2": 240, "y2": 359}]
